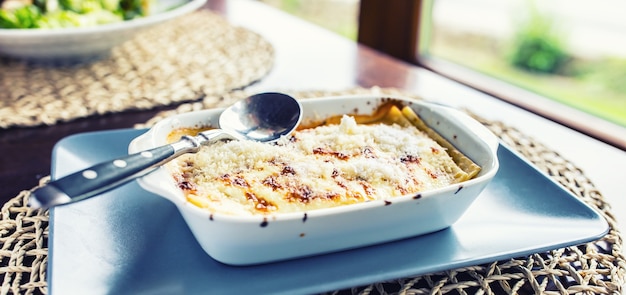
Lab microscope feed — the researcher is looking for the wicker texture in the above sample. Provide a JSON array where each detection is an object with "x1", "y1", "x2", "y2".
[
  {"x1": 0, "y1": 10, "x2": 274, "y2": 129},
  {"x1": 1, "y1": 88, "x2": 624, "y2": 295},
  {"x1": 0, "y1": 178, "x2": 48, "y2": 295}
]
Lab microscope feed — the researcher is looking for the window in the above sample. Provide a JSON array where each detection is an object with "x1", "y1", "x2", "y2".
[{"x1": 420, "y1": 0, "x2": 626, "y2": 150}]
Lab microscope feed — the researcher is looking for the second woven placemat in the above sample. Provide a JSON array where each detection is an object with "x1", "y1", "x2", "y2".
[{"x1": 0, "y1": 10, "x2": 274, "y2": 128}]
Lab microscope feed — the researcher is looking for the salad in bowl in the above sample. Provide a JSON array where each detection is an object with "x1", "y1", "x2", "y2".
[
  {"x1": 0, "y1": 0, "x2": 152, "y2": 29},
  {"x1": 0, "y1": 0, "x2": 206, "y2": 60}
]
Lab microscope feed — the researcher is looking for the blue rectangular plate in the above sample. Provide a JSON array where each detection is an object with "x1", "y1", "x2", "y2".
[{"x1": 48, "y1": 129, "x2": 609, "y2": 295}]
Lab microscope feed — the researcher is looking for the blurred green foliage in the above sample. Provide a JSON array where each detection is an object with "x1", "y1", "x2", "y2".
[{"x1": 507, "y1": 1, "x2": 570, "y2": 74}]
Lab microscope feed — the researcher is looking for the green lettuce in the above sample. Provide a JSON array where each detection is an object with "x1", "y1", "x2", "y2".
[{"x1": 0, "y1": 0, "x2": 151, "y2": 28}]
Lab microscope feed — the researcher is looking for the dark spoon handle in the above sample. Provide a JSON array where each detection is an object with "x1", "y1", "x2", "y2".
[{"x1": 28, "y1": 130, "x2": 226, "y2": 209}]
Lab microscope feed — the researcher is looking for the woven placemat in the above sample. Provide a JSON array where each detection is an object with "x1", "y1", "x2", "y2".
[
  {"x1": 1, "y1": 87, "x2": 624, "y2": 295},
  {"x1": 0, "y1": 10, "x2": 274, "y2": 129}
]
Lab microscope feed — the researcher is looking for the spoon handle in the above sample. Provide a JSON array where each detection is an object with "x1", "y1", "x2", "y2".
[{"x1": 29, "y1": 130, "x2": 226, "y2": 209}]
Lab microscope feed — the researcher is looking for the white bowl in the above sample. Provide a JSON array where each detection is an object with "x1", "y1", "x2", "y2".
[
  {"x1": 0, "y1": 0, "x2": 206, "y2": 61},
  {"x1": 129, "y1": 95, "x2": 500, "y2": 265}
]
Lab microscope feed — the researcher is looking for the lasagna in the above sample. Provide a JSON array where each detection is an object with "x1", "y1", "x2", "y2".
[{"x1": 166, "y1": 104, "x2": 481, "y2": 216}]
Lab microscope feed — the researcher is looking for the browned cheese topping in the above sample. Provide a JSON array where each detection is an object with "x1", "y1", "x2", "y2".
[{"x1": 166, "y1": 105, "x2": 480, "y2": 216}]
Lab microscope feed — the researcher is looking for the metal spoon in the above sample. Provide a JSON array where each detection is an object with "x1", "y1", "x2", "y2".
[{"x1": 28, "y1": 92, "x2": 302, "y2": 209}]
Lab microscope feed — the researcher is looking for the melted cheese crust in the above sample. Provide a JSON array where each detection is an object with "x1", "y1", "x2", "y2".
[{"x1": 168, "y1": 115, "x2": 469, "y2": 216}]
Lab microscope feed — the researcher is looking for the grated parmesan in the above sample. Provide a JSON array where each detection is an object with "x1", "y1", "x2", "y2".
[{"x1": 167, "y1": 114, "x2": 471, "y2": 216}]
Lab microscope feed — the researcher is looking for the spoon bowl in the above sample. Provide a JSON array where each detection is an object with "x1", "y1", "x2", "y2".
[
  {"x1": 219, "y1": 92, "x2": 302, "y2": 142},
  {"x1": 28, "y1": 92, "x2": 302, "y2": 209}
]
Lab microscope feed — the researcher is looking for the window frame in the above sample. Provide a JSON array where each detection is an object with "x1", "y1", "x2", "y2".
[{"x1": 357, "y1": 0, "x2": 626, "y2": 150}]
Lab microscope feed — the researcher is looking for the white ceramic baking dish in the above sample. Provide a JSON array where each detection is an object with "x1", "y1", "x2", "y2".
[{"x1": 129, "y1": 95, "x2": 500, "y2": 265}]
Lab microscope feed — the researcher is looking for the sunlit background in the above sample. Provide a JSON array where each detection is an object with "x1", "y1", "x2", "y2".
[{"x1": 260, "y1": 0, "x2": 626, "y2": 128}]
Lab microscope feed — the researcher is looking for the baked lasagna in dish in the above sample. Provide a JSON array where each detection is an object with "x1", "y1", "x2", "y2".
[{"x1": 166, "y1": 103, "x2": 481, "y2": 216}]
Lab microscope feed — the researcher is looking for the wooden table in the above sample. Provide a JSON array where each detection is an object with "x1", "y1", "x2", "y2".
[{"x1": 1, "y1": 0, "x2": 625, "y2": 261}]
